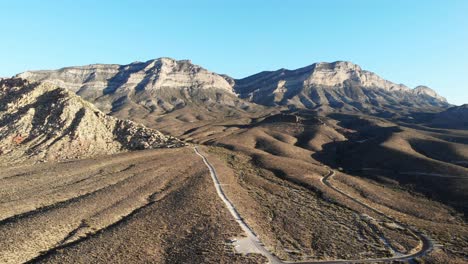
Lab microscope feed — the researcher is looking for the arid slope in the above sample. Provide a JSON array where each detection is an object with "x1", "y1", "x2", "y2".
[
  {"x1": 0, "y1": 78, "x2": 183, "y2": 164},
  {"x1": 0, "y1": 147, "x2": 264, "y2": 264}
]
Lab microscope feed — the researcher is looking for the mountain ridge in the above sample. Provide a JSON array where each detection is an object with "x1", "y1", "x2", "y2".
[
  {"x1": 16, "y1": 58, "x2": 450, "y2": 118},
  {"x1": 234, "y1": 61, "x2": 446, "y2": 96},
  {"x1": 232, "y1": 60, "x2": 449, "y2": 114},
  {"x1": 17, "y1": 59, "x2": 447, "y2": 99},
  {"x1": 17, "y1": 58, "x2": 251, "y2": 112}
]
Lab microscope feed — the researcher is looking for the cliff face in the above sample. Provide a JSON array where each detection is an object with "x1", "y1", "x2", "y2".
[
  {"x1": 18, "y1": 58, "x2": 234, "y2": 94},
  {"x1": 234, "y1": 61, "x2": 449, "y2": 114},
  {"x1": 17, "y1": 58, "x2": 450, "y2": 118},
  {"x1": 17, "y1": 58, "x2": 248, "y2": 115},
  {"x1": 304, "y1": 61, "x2": 409, "y2": 91},
  {"x1": 0, "y1": 78, "x2": 184, "y2": 164}
]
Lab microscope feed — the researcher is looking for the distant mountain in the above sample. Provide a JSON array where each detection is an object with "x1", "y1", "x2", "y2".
[
  {"x1": 17, "y1": 59, "x2": 450, "y2": 121},
  {"x1": 233, "y1": 61, "x2": 449, "y2": 115},
  {"x1": 431, "y1": 104, "x2": 468, "y2": 128},
  {"x1": 0, "y1": 78, "x2": 184, "y2": 164},
  {"x1": 17, "y1": 58, "x2": 253, "y2": 115}
]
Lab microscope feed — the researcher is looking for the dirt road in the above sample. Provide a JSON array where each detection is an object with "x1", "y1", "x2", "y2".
[
  {"x1": 196, "y1": 147, "x2": 434, "y2": 264},
  {"x1": 194, "y1": 146, "x2": 282, "y2": 264}
]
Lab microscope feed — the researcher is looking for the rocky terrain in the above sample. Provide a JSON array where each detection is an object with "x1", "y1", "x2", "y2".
[
  {"x1": 17, "y1": 58, "x2": 256, "y2": 117},
  {"x1": 17, "y1": 59, "x2": 450, "y2": 122},
  {"x1": 1, "y1": 58, "x2": 467, "y2": 264},
  {"x1": 0, "y1": 148, "x2": 265, "y2": 264},
  {"x1": 17, "y1": 58, "x2": 267, "y2": 141},
  {"x1": 234, "y1": 61, "x2": 449, "y2": 115},
  {"x1": 0, "y1": 78, "x2": 184, "y2": 164}
]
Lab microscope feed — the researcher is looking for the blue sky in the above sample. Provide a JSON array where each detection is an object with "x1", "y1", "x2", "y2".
[{"x1": 1, "y1": 0, "x2": 467, "y2": 105}]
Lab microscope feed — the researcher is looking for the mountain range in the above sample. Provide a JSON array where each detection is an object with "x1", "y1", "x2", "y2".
[
  {"x1": 234, "y1": 61, "x2": 448, "y2": 114},
  {"x1": 6, "y1": 57, "x2": 466, "y2": 163},
  {"x1": 17, "y1": 58, "x2": 450, "y2": 120}
]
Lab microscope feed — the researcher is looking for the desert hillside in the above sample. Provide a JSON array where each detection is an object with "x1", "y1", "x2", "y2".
[{"x1": 0, "y1": 78, "x2": 184, "y2": 164}]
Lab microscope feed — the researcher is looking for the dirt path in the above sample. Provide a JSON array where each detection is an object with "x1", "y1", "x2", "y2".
[
  {"x1": 195, "y1": 146, "x2": 435, "y2": 264},
  {"x1": 2, "y1": 148, "x2": 254, "y2": 264},
  {"x1": 194, "y1": 146, "x2": 282, "y2": 264},
  {"x1": 315, "y1": 169, "x2": 434, "y2": 263}
]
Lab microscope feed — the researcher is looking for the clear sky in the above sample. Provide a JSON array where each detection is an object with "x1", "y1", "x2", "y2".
[{"x1": 1, "y1": 0, "x2": 467, "y2": 105}]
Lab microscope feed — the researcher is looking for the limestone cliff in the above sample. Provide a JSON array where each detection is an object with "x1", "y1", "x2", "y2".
[{"x1": 234, "y1": 61, "x2": 449, "y2": 115}]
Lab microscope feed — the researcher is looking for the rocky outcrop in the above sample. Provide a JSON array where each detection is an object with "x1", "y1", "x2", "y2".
[
  {"x1": 0, "y1": 78, "x2": 184, "y2": 164},
  {"x1": 234, "y1": 61, "x2": 449, "y2": 114}
]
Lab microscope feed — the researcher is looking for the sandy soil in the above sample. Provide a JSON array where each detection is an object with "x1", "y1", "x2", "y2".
[
  {"x1": 0, "y1": 147, "x2": 265, "y2": 264},
  {"x1": 1, "y1": 111, "x2": 467, "y2": 264}
]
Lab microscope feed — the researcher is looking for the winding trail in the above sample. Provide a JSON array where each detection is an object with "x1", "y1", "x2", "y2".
[
  {"x1": 194, "y1": 146, "x2": 435, "y2": 264},
  {"x1": 318, "y1": 169, "x2": 434, "y2": 263}
]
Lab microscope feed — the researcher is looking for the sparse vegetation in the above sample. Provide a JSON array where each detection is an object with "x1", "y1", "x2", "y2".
[{"x1": 1, "y1": 58, "x2": 466, "y2": 263}]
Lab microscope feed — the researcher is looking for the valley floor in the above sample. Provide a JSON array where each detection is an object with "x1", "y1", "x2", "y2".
[
  {"x1": 0, "y1": 147, "x2": 262, "y2": 264},
  {"x1": 1, "y1": 131, "x2": 467, "y2": 263}
]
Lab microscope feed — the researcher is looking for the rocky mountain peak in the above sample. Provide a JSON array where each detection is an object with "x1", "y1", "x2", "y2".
[
  {"x1": 234, "y1": 61, "x2": 449, "y2": 113},
  {"x1": 313, "y1": 61, "x2": 362, "y2": 72},
  {"x1": 412, "y1": 85, "x2": 447, "y2": 102},
  {"x1": 17, "y1": 57, "x2": 234, "y2": 94},
  {"x1": 301, "y1": 61, "x2": 409, "y2": 91},
  {"x1": 142, "y1": 57, "x2": 194, "y2": 73},
  {"x1": 16, "y1": 58, "x2": 242, "y2": 114}
]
